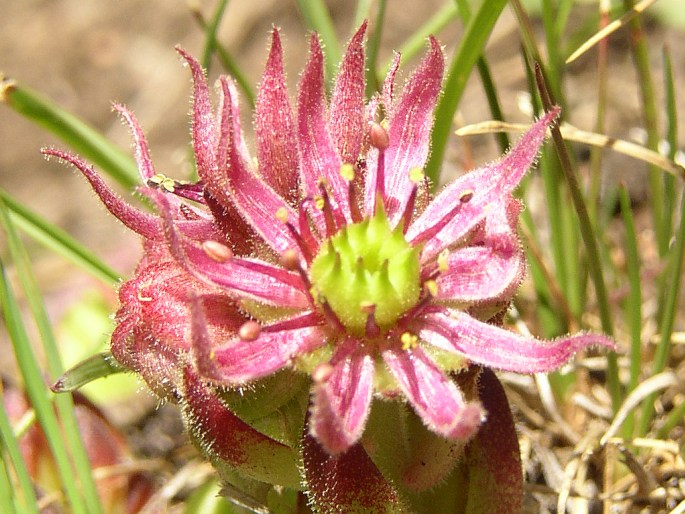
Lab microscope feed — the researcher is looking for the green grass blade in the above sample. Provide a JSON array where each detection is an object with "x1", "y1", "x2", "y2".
[
  {"x1": 365, "y1": 0, "x2": 386, "y2": 96},
  {"x1": 201, "y1": 0, "x2": 229, "y2": 72},
  {"x1": 662, "y1": 45, "x2": 677, "y2": 248},
  {"x1": 1, "y1": 79, "x2": 137, "y2": 189},
  {"x1": 0, "y1": 452, "x2": 20, "y2": 514},
  {"x1": 0, "y1": 200, "x2": 104, "y2": 514},
  {"x1": 0, "y1": 190, "x2": 120, "y2": 284},
  {"x1": 425, "y1": 0, "x2": 508, "y2": 186},
  {"x1": 0, "y1": 259, "x2": 91, "y2": 514},
  {"x1": 385, "y1": 2, "x2": 458, "y2": 74},
  {"x1": 534, "y1": 65, "x2": 621, "y2": 411},
  {"x1": 0, "y1": 389, "x2": 39, "y2": 514},
  {"x1": 295, "y1": 0, "x2": 341, "y2": 84},
  {"x1": 353, "y1": 0, "x2": 374, "y2": 29},
  {"x1": 638, "y1": 190, "x2": 685, "y2": 435}
]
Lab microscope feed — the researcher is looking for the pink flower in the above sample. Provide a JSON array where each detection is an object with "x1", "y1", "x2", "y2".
[{"x1": 44, "y1": 23, "x2": 613, "y2": 459}]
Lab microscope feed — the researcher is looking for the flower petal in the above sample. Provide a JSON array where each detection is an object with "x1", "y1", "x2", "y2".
[
  {"x1": 436, "y1": 244, "x2": 523, "y2": 303},
  {"x1": 419, "y1": 308, "x2": 616, "y2": 373},
  {"x1": 255, "y1": 28, "x2": 300, "y2": 203},
  {"x1": 330, "y1": 21, "x2": 367, "y2": 165},
  {"x1": 302, "y1": 424, "x2": 406, "y2": 513},
  {"x1": 41, "y1": 148, "x2": 162, "y2": 240},
  {"x1": 112, "y1": 104, "x2": 157, "y2": 182},
  {"x1": 297, "y1": 34, "x2": 350, "y2": 222},
  {"x1": 194, "y1": 308, "x2": 326, "y2": 384},
  {"x1": 382, "y1": 346, "x2": 483, "y2": 439},
  {"x1": 436, "y1": 200, "x2": 524, "y2": 303},
  {"x1": 309, "y1": 339, "x2": 374, "y2": 455},
  {"x1": 181, "y1": 240, "x2": 309, "y2": 307},
  {"x1": 377, "y1": 37, "x2": 444, "y2": 224},
  {"x1": 408, "y1": 108, "x2": 560, "y2": 261},
  {"x1": 182, "y1": 366, "x2": 301, "y2": 488}
]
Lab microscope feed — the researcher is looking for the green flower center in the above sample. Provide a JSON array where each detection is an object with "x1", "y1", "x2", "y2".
[{"x1": 309, "y1": 205, "x2": 421, "y2": 336}]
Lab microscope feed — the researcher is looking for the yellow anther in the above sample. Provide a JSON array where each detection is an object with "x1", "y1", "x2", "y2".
[
  {"x1": 340, "y1": 163, "x2": 355, "y2": 182},
  {"x1": 401, "y1": 332, "x2": 418, "y2": 351},
  {"x1": 409, "y1": 167, "x2": 425, "y2": 184},
  {"x1": 314, "y1": 196, "x2": 325, "y2": 210},
  {"x1": 438, "y1": 249, "x2": 449, "y2": 272},
  {"x1": 425, "y1": 279, "x2": 438, "y2": 297},
  {"x1": 276, "y1": 207, "x2": 289, "y2": 223},
  {"x1": 380, "y1": 119, "x2": 390, "y2": 131}
]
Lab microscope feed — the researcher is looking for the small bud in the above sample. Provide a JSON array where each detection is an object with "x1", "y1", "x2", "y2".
[
  {"x1": 280, "y1": 248, "x2": 300, "y2": 271},
  {"x1": 369, "y1": 122, "x2": 390, "y2": 150},
  {"x1": 238, "y1": 320, "x2": 261, "y2": 341},
  {"x1": 312, "y1": 363, "x2": 334, "y2": 383},
  {"x1": 202, "y1": 241, "x2": 233, "y2": 263}
]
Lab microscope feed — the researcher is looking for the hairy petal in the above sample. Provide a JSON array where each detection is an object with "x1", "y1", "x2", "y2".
[
  {"x1": 194, "y1": 309, "x2": 326, "y2": 384},
  {"x1": 302, "y1": 421, "x2": 407, "y2": 514},
  {"x1": 419, "y1": 308, "x2": 616, "y2": 373},
  {"x1": 380, "y1": 37, "x2": 444, "y2": 225},
  {"x1": 255, "y1": 28, "x2": 300, "y2": 202},
  {"x1": 182, "y1": 367, "x2": 300, "y2": 488},
  {"x1": 112, "y1": 104, "x2": 157, "y2": 182},
  {"x1": 382, "y1": 346, "x2": 483, "y2": 439},
  {"x1": 309, "y1": 339, "x2": 374, "y2": 455},
  {"x1": 330, "y1": 21, "x2": 367, "y2": 165},
  {"x1": 297, "y1": 34, "x2": 350, "y2": 222},
  {"x1": 408, "y1": 108, "x2": 560, "y2": 261},
  {"x1": 42, "y1": 148, "x2": 162, "y2": 240}
]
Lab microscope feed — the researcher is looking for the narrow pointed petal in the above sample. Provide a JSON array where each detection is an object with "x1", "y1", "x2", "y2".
[
  {"x1": 330, "y1": 22, "x2": 367, "y2": 165},
  {"x1": 181, "y1": 241, "x2": 309, "y2": 307},
  {"x1": 462, "y1": 368, "x2": 523, "y2": 514},
  {"x1": 255, "y1": 29, "x2": 300, "y2": 203},
  {"x1": 382, "y1": 346, "x2": 483, "y2": 439},
  {"x1": 112, "y1": 104, "x2": 157, "y2": 182},
  {"x1": 216, "y1": 77, "x2": 299, "y2": 254},
  {"x1": 436, "y1": 245, "x2": 523, "y2": 303},
  {"x1": 381, "y1": 52, "x2": 401, "y2": 119},
  {"x1": 297, "y1": 34, "x2": 350, "y2": 221},
  {"x1": 436, "y1": 200, "x2": 524, "y2": 303},
  {"x1": 182, "y1": 367, "x2": 300, "y2": 488},
  {"x1": 194, "y1": 309, "x2": 326, "y2": 384},
  {"x1": 408, "y1": 108, "x2": 560, "y2": 261},
  {"x1": 302, "y1": 424, "x2": 406, "y2": 514},
  {"x1": 42, "y1": 148, "x2": 162, "y2": 240},
  {"x1": 157, "y1": 198, "x2": 307, "y2": 308},
  {"x1": 310, "y1": 339, "x2": 374, "y2": 455},
  {"x1": 419, "y1": 308, "x2": 616, "y2": 373},
  {"x1": 176, "y1": 47, "x2": 217, "y2": 180},
  {"x1": 381, "y1": 37, "x2": 444, "y2": 224}
]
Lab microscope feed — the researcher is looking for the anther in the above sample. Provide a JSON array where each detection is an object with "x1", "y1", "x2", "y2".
[
  {"x1": 280, "y1": 249, "x2": 300, "y2": 271},
  {"x1": 424, "y1": 280, "x2": 438, "y2": 298},
  {"x1": 459, "y1": 189, "x2": 474, "y2": 203},
  {"x1": 278, "y1": 207, "x2": 314, "y2": 263},
  {"x1": 316, "y1": 183, "x2": 339, "y2": 237},
  {"x1": 202, "y1": 240, "x2": 233, "y2": 263},
  {"x1": 401, "y1": 332, "x2": 418, "y2": 351},
  {"x1": 437, "y1": 249, "x2": 450, "y2": 272},
  {"x1": 341, "y1": 163, "x2": 363, "y2": 223},
  {"x1": 238, "y1": 320, "x2": 261, "y2": 341}
]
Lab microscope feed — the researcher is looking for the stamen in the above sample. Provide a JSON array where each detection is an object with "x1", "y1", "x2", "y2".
[
  {"x1": 202, "y1": 240, "x2": 233, "y2": 263},
  {"x1": 399, "y1": 167, "x2": 425, "y2": 233},
  {"x1": 459, "y1": 189, "x2": 474, "y2": 203},
  {"x1": 320, "y1": 298, "x2": 347, "y2": 333},
  {"x1": 341, "y1": 163, "x2": 363, "y2": 223},
  {"x1": 238, "y1": 320, "x2": 261, "y2": 341},
  {"x1": 277, "y1": 208, "x2": 314, "y2": 263},
  {"x1": 361, "y1": 302, "x2": 381, "y2": 338},
  {"x1": 297, "y1": 200, "x2": 319, "y2": 251},
  {"x1": 316, "y1": 183, "x2": 338, "y2": 237},
  {"x1": 281, "y1": 248, "x2": 317, "y2": 305},
  {"x1": 424, "y1": 280, "x2": 438, "y2": 298},
  {"x1": 369, "y1": 122, "x2": 389, "y2": 212},
  {"x1": 409, "y1": 198, "x2": 465, "y2": 248}
]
